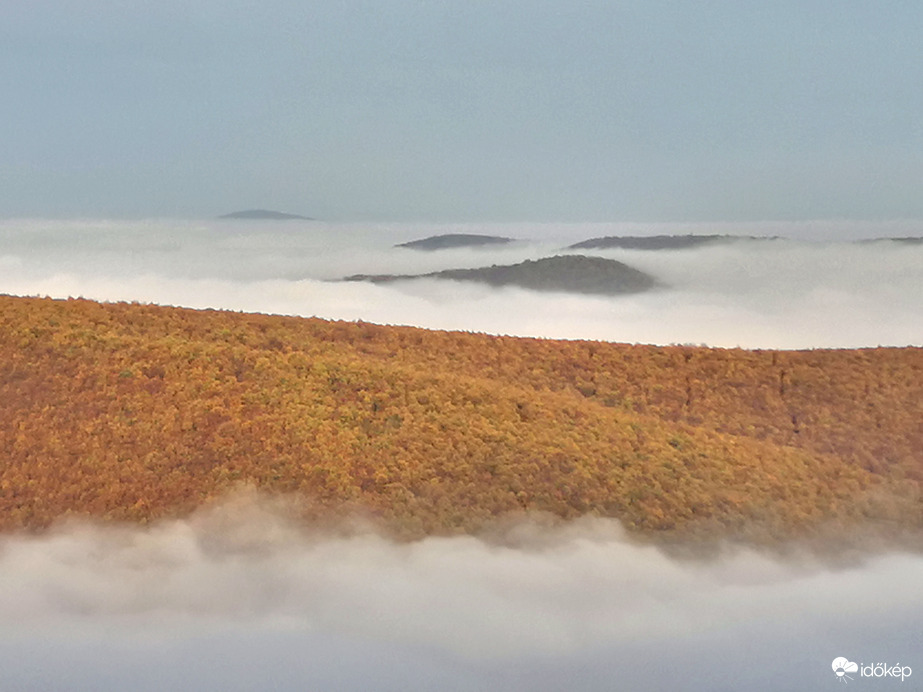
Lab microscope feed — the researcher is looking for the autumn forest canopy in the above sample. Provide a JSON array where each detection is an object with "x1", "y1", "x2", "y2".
[{"x1": 1, "y1": 294, "x2": 921, "y2": 546}]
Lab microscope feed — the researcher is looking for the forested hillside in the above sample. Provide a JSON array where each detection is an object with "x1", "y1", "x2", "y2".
[{"x1": 1, "y1": 295, "x2": 920, "y2": 542}]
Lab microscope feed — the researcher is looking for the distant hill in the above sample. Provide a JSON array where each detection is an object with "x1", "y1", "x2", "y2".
[
  {"x1": 1, "y1": 295, "x2": 921, "y2": 545},
  {"x1": 219, "y1": 209, "x2": 313, "y2": 220},
  {"x1": 396, "y1": 233, "x2": 516, "y2": 250},
  {"x1": 567, "y1": 234, "x2": 778, "y2": 250},
  {"x1": 857, "y1": 237, "x2": 923, "y2": 245},
  {"x1": 344, "y1": 255, "x2": 658, "y2": 295}
]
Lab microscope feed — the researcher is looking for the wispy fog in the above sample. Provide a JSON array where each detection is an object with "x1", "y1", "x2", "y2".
[
  {"x1": 0, "y1": 495, "x2": 920, "y2": 691},
  {"x1": 1, "y1": 218, "x2": 921, "y2": 348}
]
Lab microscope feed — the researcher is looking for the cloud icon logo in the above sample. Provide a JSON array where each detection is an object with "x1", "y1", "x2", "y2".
[{"x1": 832, "y1": 657, "x2": 859, "y2": 682}]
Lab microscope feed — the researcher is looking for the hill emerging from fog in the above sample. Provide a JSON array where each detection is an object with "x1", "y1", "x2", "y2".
[
  {"x1": 395, "y1": 233, "x2": 516, "y2": 250},
  {"x1": 567, "y1": 234, "x2": 779, "y2": 250},
  {"x1": 343, "y1": 255, "x2": 659, "y2": 295},
  {"x1": 858, "y1": 236, "x2": 923, "y2": 245},
  {"x1": 219, "y1": 209, "x2": 313, "y2": 220},
  {"x1": 1, "y1": 295, "x2": 921, "y2": 544}
]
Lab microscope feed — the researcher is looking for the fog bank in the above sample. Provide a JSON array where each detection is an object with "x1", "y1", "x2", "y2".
[
  {"x1": 1, "y1": 219, "x2": 921, "y2": 348},
  {"x1": 1, "y1": 496, "x2": 921, "y2": 691}
]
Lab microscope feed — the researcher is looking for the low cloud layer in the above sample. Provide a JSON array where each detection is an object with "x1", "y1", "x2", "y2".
[
  {"x1": 1, "y1": 219, "x2": 921, "y2": 348},
  {"x1": 0, "y1": 495, "x2": 920, "y2": 691}
]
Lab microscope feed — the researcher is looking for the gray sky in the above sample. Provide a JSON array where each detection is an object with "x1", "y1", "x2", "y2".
[{"x1": 2, "y1": 1, "x2": 922, "y2": 221}]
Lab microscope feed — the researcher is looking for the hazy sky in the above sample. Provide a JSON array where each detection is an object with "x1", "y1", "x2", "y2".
[{"x1": 2, "y1": 1, "x2": 922, "y2": 221}]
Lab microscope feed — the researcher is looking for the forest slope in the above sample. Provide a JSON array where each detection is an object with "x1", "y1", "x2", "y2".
[{"x1": 1, "y1": 295, "x2": 920, "y2": 543}]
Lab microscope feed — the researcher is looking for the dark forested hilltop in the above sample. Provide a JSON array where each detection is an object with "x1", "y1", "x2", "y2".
[
  {"x1": 567, "y1": 234, "x2": 779, "y2": 250},
  {"x1": 1, "y1": 295, "x2": 921, "y2": 544},
  {"x1": 343, "y1": 255, "x2": 659, "y2": 295}
]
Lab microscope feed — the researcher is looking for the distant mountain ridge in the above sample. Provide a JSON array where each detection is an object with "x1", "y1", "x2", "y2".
[
  {"x1": 344, "y1": 255, "x2": 658, "y2": 295},
  {"x1": 396, "y1": 234, "x2": 516, "y2": 250},
  {"x1": 219, "y1": 209, "x2": 313, "y2": 220},
  {"x1": 857, "y1": 236, "x2": 923, "y2": 245},
  {"x1": 567, "y1": 234, "x2": 780, "y2": 250}
]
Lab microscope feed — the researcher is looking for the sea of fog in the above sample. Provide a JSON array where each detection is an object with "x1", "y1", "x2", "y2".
[
  {"x1": 1, "y1": 218, "x2": 922, "y2": 690},
  {"x1": 1, "y1": 217, "x2": 921, "y2": 348},
  {"x1": 1, "y1": 495, "x2": 921, "y2": 692}
]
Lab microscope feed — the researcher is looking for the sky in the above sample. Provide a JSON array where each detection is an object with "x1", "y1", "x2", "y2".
[{"x1": 2, "y1": 1, "x2": 922, "y2": 222}]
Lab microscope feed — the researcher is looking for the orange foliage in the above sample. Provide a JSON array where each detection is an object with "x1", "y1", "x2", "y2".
[{"x1": 0, "y1": 295, "x2": 920, "y2": 541}]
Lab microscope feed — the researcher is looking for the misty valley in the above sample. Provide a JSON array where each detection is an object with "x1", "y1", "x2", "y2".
[
  {"x1": 1, "y1": 219, "x2": 921, "y2": 691},
  {"x1": 7, "y1": 0, "x2": 923, "y2": 687}
]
